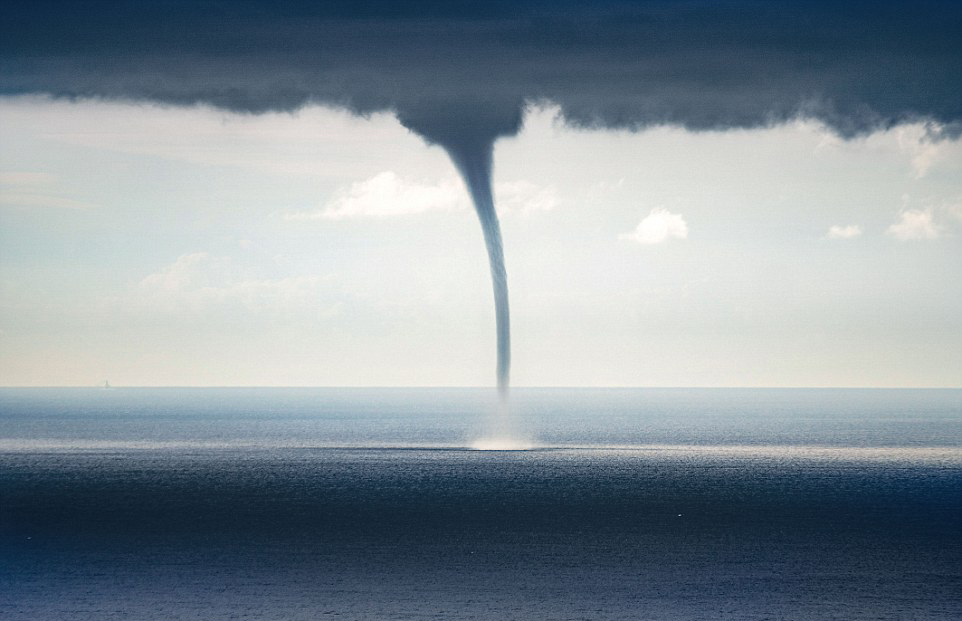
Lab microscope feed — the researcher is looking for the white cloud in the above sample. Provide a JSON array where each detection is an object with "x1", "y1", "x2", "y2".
[
  {"x1": 896, "y1": 123, "x2": 949, "y2": 179},
  {"x1": 620, "y1": 208, "x2": 689, "y2": 244},
  {"x1": 886, "y1": 209, "x2": 941, "y2": 241},
  {"x1": 826, "y1": 224, "x2": 862, "y2": 239},
  {"x1": 494, "y1": 180, "x2": 559, "y2": 215},
  {"x1": 133, "y1": 252, "x2": 337, "y2": 316},
  {"x1": 287, "y1": 171, "x2": 464, "y2": 220},
  {"x1": 137, "y1": 252, "x2": 225, "y2": 295},
  {"x1": 287, "y1": 171, "x2": 559, "y2": 220}
]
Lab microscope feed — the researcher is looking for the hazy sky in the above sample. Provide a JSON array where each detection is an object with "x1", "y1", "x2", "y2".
[
  {"x1": 2, "y1": 1, "x2": 961, "y2": 387},
  {"x1": 1, "y1": 98, "x2": 960, "y2": 387}
]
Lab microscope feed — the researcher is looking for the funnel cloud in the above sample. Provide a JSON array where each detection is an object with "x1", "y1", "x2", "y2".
[{"x1": 397, "y1": 107, "x2": 522, "y2": 395}]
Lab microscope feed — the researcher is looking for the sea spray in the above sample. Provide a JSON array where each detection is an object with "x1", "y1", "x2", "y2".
[{"x1": 470, "y1": 395, "x2": 533, "y2": 450}]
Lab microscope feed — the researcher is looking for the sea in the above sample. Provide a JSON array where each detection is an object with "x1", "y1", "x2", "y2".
[{"x1": 1, "y1": 387, "x2": 960, "y2": 620}]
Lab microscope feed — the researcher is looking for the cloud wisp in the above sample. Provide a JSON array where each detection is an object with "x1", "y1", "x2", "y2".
[
  {"x1": 827, "y1": 225, "x2": 863, "y2": 240},
  {"x1": 288, "y1": 172, "x2": 463, "y2": 221},
  {"x1": 133, "y1": 252, "x2": 339, "y2": 318},
  {"x1": 0, "y1": 170, "x2": 96, "y2": 210}
]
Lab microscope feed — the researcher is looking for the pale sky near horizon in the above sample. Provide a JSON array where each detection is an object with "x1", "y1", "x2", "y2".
[{"x1": 1, "y1": 97, "x2": 960, "y2": 387}]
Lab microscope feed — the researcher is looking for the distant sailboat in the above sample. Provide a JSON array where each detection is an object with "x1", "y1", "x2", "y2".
[{"x1": 102, "y1": 380, "x2": 112, "y2": 389}]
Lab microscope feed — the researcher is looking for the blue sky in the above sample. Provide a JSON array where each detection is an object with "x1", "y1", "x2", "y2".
[{"x1": 1, "y1": 99, "x2": 960, "y2": 386}]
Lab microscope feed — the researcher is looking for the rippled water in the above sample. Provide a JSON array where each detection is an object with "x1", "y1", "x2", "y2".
[{"x1": 2, "y1": 388, "x2": 960, "y2": 619}]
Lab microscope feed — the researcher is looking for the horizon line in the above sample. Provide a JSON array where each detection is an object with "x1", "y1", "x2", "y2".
[{"x1": 1, "y1": 385, "x2": 960, "y2": 390}]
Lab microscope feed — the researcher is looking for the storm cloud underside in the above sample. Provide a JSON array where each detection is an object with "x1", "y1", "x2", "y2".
[
  {"x1": 3, "y1": 0, "x2": 960, "y2": 391},
  {"x1": 3, "y1": 1, "x2": 960, "y2": 137}
]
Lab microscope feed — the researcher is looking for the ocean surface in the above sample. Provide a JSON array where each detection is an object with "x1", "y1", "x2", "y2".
[{"x1": 1, "y1": 387, "x2": 960, "y2": 620}]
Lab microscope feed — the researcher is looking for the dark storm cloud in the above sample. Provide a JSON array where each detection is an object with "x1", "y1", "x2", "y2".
[{"x1": 1, "y1": 0, "x2": 960, "y2": 141}]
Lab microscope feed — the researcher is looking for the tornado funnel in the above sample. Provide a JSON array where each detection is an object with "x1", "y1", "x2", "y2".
[{"x1": 443, "y1": 139, "x2": 510, "y2": 397}]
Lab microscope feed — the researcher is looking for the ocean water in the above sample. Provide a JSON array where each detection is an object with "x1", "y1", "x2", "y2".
[{"x1": 1, "y1": 388, "x2": 960, "y2": 620}]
